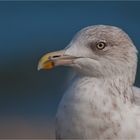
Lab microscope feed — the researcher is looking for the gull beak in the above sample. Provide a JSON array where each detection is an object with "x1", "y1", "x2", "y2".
[{"x1": 38, "y1": 50, "x2": 77, "y2": 70}]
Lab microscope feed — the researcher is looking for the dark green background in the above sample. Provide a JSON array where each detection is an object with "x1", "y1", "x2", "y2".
[{"x1": 0, "y1": 1, "x2": 139, "y2": 138}]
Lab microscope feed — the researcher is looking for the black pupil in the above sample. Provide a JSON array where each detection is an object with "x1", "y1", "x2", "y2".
[{"x1": 99, "y1": 43, "x2": 103, "y2": 47}]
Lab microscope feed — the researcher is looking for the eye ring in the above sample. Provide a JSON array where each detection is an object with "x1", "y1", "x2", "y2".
[{"x1": 96, "y1": 42, "x2": 106, "y2": 50}]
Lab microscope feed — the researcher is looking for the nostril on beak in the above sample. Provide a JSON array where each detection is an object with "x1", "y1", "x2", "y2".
[
  {"x1": 52, "y1": 55, "x2": 61, "y2": 58},
  {"x1": 48, "y1": 55, "x2": 61, "y2": 60}
]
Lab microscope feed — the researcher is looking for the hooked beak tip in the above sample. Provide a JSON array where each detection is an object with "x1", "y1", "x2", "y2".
[
  {"x1": 37, "y1": 50, "x2": 65, "y2": 71},
  {"x1": 37, "y1": 50, "x2": 77, "y2": 71}
]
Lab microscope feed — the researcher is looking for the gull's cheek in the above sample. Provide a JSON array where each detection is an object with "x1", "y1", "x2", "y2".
[
  {"x1": 73, "y1": 58, "x2": 102, "y2": 77},
  {"x1": 74, "y1": 58, "x2": 100, "y2": 69}
]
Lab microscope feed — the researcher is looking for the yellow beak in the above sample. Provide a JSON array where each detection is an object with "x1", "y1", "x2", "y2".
[{"x1": 38, "y1": 50, "x2": 77, "y2": 70}]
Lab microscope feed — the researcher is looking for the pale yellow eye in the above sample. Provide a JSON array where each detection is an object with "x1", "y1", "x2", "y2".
[{"x1": 96, "y1": 42, "x2": 106, "y2": 50}]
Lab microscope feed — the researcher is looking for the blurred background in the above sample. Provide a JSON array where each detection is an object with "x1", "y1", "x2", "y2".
[{"x1": 0, "y1": 1, "x2": 140, "y2": 139}]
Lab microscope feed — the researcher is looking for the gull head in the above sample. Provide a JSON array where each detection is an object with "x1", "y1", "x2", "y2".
[{"x1": 38, "y1": 25, "x2": 137, "y2": 84}]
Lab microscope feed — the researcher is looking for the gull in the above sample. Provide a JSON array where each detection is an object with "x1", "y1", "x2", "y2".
[{"x1": 38, "y1": 25, "x2": 140, "y2": 139}]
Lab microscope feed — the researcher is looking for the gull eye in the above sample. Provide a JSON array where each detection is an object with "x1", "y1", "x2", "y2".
[{"x1": 96, "y1": 42, "x2": 106, "y2": 50}]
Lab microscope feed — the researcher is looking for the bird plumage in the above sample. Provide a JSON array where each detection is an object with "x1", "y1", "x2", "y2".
[
  {"x1": 56, "y1": 77, "x2": 140, "y2": 139},
  {"x1": 54, "y1": 25, "x2": 140, "y2": 139}
]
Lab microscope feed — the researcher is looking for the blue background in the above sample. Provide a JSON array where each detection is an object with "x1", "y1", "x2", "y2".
[{"x1": 0, "y1": 1, "x2": 140, "y2": 138}]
